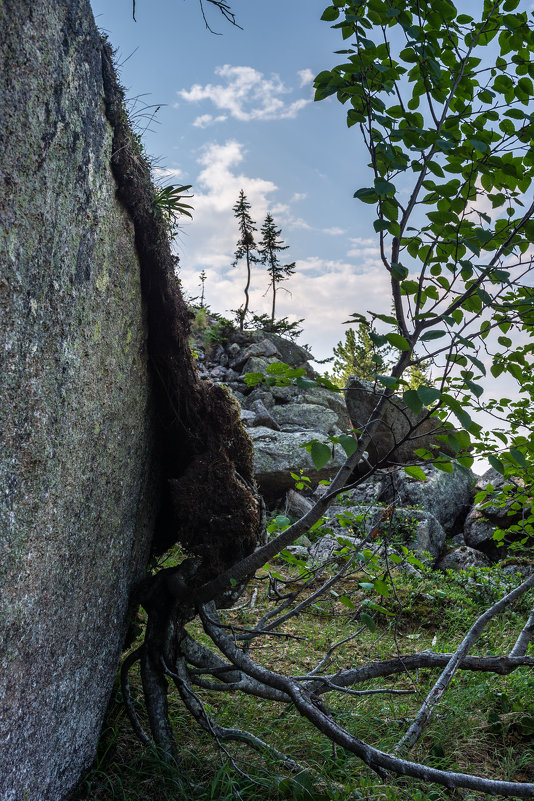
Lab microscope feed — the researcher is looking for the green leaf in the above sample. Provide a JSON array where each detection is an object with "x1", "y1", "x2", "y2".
[
  {"x1": 374, "y1": 219, "x2": 390, "y2": 232},
  {"x1": 360, "y1": 612, "x2": 376, "y2": 633},
  {"x1": 310, "y1": 441, "x2": 332, "y2": 470},
  {"x1": 359, "y1": 582, "x2": 374, "y2": 591},
  {"x1": 274, "y1": 515, "x2": 291, "y2": 529},
  {"x1": 420, "y1": 329, "x2": 447, "y2": 341},
  {"x1": 488, "y1": 455, "x2": 505, "y2": 475},
  {"x1": 510, "y1": 448, "x2": 528, "y2": 468},
  {"x1": 296, "y1": 376, "x2": 317, "y2": 389},
  {"x1": 338, "y1": 434, "x2": 357, "y2": 458},
  {"x1": 266, "y1": 361, "x2": 291, "y2": 375},
  {"x1": 403, "y1": 389, "x2": 423, "y2": 415},
  {"x1": 375, "y1": 178, "x2": 396, "y2": 196},
  {"x1": 321, "y1": 6, "x2": 340, "y2": 21},
  {"x1": 404, "y1": 465, "x2": 428, "y2": 481},
  {"x1": 386, "y1": 333, "x2": 411, "y2": 351},
  {"x1": 370, "y1": 331, "x2": 388, "y2": 347},
  {"x1": 417, "y1": 385, "x2": 441, "y2": 405},
  {"x1": 377, "y1": 375, "x2": 399, "y2": 388},
  {"x1": 373, "y1": 579, "x2": 389, "y2": 597},
  {"x1": 390, "y1": 262, "x2": 408, "y2": 282},
  {"x1": 433, "y1": 459, "x2": 454, "y2": 473},
  {"x1": 354, "y1": 187, "x2": 378, "y2": 203},
  {"x1": 244, "y1": 371, "x2": 265, "y2": 387}
]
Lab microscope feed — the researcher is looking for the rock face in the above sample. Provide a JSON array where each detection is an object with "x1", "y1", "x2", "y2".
[{"x1": 0, "y1": 3, "x2": 157, "y2": 799}]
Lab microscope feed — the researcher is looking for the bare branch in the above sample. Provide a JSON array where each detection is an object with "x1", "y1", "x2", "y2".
[{"x1": 396, "y1": 572, "x2": 534, "y2": 753}]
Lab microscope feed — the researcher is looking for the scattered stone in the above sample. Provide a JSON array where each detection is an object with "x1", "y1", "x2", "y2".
[
  {"x1": 230, "y1": 339, "x2": 282, "y2": 370},
  {"x1": 285, "y1": 489, "x2": 314, "y2": 518},
  {"x1": 240, "y1": 356, "x2": 272, "y2": 377},
  {"x1": 464, "y1": 508, "x2": 496, "y2": 549},
  {"x1": 255, "y1": 332, "x2": 313, "y2": 370},
  {"x1": 245, "y1": 389, "x2": 275, "y2": 409},
  {"x1": 271, "y1": 385, "x2": 297, "y2": 403},
  {"x1": 436, "y1": 546, "x2": 492, "y2": 571},
  {"x1": 240, "y1": 409, "x2": 256, "y2": 426},
  {"x1": 500, "y1": 562, "x2": 534, "y2": 578},
  {"x1": 309, "y1": 534, "x2": 361, "y2": 564},
  {"x1": 250, "y1": 399, "x2": 280, "y2": 431}
]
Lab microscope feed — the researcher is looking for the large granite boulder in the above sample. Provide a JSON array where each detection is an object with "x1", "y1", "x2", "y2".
[
  {"x1": 345, "y1": 377, "x2": 456, "y2": 465},
  {"x1": 250, "y1": 427, "x2": 346, "y2": 501},
  {"x1": 0, "y1": 3, "x2": 157, "y2": 799},
  {"x1": 378, "y1": 464, "x2": 474, "y2": 533}
]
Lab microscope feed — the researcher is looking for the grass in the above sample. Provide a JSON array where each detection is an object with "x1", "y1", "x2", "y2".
[{"x1": 73, "y1": 555, "x2": 534, "y2": 801}]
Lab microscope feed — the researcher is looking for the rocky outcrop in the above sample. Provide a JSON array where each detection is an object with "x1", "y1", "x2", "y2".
[
  {"x1": 194, "y1": 327, "x2": 350, "y2": 499},
  {"x1": 197, "y1": 325, "x2": 532, "y2": 571}
]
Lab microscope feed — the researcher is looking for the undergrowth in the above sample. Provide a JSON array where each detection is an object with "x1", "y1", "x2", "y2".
[{"x1": 73, "y1": 558, "x2": 534, "y2": 801}]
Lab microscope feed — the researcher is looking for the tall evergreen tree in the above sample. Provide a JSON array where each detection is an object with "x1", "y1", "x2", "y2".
[
  {"x1": 232, "y1": 190, "x2": 259, "y2": 331},
  {"x1": 326, "y1": 325, "x2": 389, "y2": 387},
  {"x1": 326, "y1": 325, "x2": 432, "y2": 389},
  {"x1": 258, "y1": 213, "x2": 295, "y2": 323}
]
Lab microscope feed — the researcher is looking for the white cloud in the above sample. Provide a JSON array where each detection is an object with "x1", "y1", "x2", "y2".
[
  {"x1": 175, "y1": 139, "x2": 278, "y2": 270},
  {"x1": 297, "y1": 68, "x2": 315, "y2": 87},
  {"x1": 323, "y1": 226, "x2": 345, "y2": 236},
  {"x1": 178, "y1": 65, "x2": 311, "y2": 123},
  {"x1": 291, "y1": 192, "x2": 307, "y2": 202},
  {"x1": 192, "y1": 113, "x2": 228, "y2": 128},
  {"x1": 346, "y1": 237, "x2": 383, "y2": 269}
]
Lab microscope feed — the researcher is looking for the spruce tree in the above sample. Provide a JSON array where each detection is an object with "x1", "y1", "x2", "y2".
[
  {"x1": 258, "y1": 213, "x2": 295, "y2": 323},
  {"x1": 232, "y1": 190, "x2": 259, "y2": 331},
  {"x1": 326, "y1": 325, "x2": 389, "y2": 387}
]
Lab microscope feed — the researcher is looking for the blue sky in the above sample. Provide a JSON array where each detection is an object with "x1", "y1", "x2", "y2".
[{"x1": 90, "y1": 0, "x2": 390, "y2": 361}]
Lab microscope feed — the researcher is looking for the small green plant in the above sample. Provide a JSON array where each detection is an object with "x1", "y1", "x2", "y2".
[{"x1": 153, "y1": 184, "x2": 193, "y2": 237}]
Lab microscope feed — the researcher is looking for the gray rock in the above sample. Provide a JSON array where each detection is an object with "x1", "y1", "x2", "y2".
[
  {"x1": 230, "y1": 338, "x2": 282, "y2": 370},
  {"x1": 245, "y1": 389, "x2": 276, "y2": 409},
  {"x1": 240, "y1": 409, "x2": 256, "y2": 426},
  {"x1": 297, "y1": 386, "x2": 351, "y2": 430},
  {"x1": 378, "y1": 464, "x2": 474, "y2": 533},
  {"x1": 322, "y1": 505, "x2": 446, "y2": 558},
  {"x1": 253, "y1": 332, "x2": 313, "y2": 369},
  {"x1": 345, "y1": 377, "x2": 456, "y2": 465},
  {"x1": 285, "y1": 489, "x2": 314, "y2": 518},
  {"x1": 0, "y1": 5, "x2": 156, "y2": 799},
  {"x1": 500, "y1": 562, "x2": 534, "y2": 578},
  {"x1": 272, "y1": 403, "x2": 339, "y2": 435},
  {"x1": 240, "y1": 356, "x2": 272, "y2": 377},
  {"x1": 212, "y1": 344, "x2": 228, "y2": 365},
  {"x1": 209, "y1": 365, "x2": 229, "y2": 381},
  {"x1": 309, "y1": 534, "x2": 362, "y2": 564},
  {"x1": 271, "y1": 385, "x2": 297, "y2": 403},
  {"x1": 250, "y1": 427, "x2": 346, "y2": 500},
  {"x1": 464, "y1": 508, "x2": 496, "y2": 549},
  {"x1": 250, "y1": 400, "x2": 281, "y2": 431},
  {"x1": 284, "y1": 545, "x2": 310, "y2": 560},
  {"x1": 436, "y1": 547, "x2": 492, "y2": 571},
  {"x1": 227, "y1": 342, "x2": 241, "y2": 360}
]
